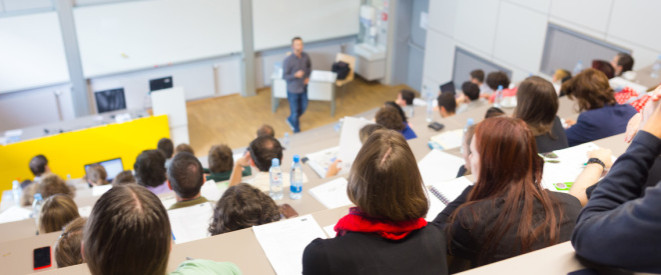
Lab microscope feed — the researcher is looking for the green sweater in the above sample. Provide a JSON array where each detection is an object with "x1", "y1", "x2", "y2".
[
  {"x1": 169, "y1": 259, "x2": 241, "y2": 275},
  {"x1": 205, "y1": 167, "x2": 252, "y2": 182},
  {"x1": 168, "y1": 196, "x2": 210, "y2": 210}
]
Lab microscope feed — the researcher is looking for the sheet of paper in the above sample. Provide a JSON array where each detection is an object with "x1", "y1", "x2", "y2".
[
  {"x1": 426, "y1": 177, "x2": 472, "y2": 220},
  {"x1": 160, "y1": 196, "x2": 177, "y2": 210},
  {"x1": 310, "y1": 70, "x2": 337, "y2": 82},
  {"x1": 253, "y1": 215, "x2": 327, "y2": 275},
  {"x1": 200, "y1": 180, "x2": 226, "y2": 202},
  {"x1": 429, "y1": 129, "x2": 464, "y2": 150},
  {"x1": 418, "y1": 149, "x2": 465, "y2": 185},
  {"x1": 91, "y1": 184, "x2": 113, "y2": 197},
  {"x1": 323, "y1": 224, "x2": 336, "y2": 238},
  {"x1": 250, "y1": 170, "x2": 310, "y2": 193},
  {"x1": 306, "y1": 146, "x2": 349, "y2": 178},
  {"x1": 308, "y1": 178, "x2": 352, "y2": 209},
  {"x1": 337, "y1": 117, "x2": 373, "y2": 165},
  {"x1": 168, "y1": 202, "x2": 214, "y2": 244},
  {"x1": 0, "y1": 206, "x2": 32, "y2": 224},
  {"x1": 78, "y1": 205, "x2": 92, "y2": 218},
  {"x1": 541, "y1": 142, "x2": 603, "y2": 192}
]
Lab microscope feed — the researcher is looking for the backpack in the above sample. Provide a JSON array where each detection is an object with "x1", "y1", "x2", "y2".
[{"x1": 331, "y1": 61, "x2": 350, "y2": 80}]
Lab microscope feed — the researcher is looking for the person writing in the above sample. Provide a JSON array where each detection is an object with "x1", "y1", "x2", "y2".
[{"x1": 283, "y1": 36, "x2": 311, "y2": 133}]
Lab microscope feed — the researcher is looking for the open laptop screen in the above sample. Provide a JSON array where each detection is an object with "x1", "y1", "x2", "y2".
[{"x1": 84, "y1": 158, "x2": 123, "y2": 182}]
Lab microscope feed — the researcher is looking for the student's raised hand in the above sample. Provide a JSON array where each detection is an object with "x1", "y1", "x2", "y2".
[
  {"x1": 624, "y1": 113, "x2": 642, "y2": 143},
  {"x1": 236, "y1": 151, "x2": 251, "y2": 167},
  {"x1": 641, "y1": 85, "x2": 661, "y2": 139},
  {"x1": 325, "y1": 159, "x2": 342, "y2": 178},
  {"x1": 588, "y1": 148, "x2": 613, "y2": 169}
]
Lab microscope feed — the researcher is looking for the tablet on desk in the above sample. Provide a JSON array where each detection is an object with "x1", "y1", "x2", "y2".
[{"x1": 84, "y1": 158, "x2": 124, "y2": 182}]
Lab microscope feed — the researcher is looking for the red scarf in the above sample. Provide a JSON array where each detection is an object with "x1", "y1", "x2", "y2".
[{"x1": 333, "y1": 207, "x2": 427, "y2": 240}]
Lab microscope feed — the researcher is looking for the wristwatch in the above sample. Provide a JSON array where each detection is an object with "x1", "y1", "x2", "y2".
[{"x1": 586, "y1": 158, "x2": 606, "y2": 169}]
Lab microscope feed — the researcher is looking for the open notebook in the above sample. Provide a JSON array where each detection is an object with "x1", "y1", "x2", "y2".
[
  {"x1": 417, "y1": 149, "x2": 465, "y2": 185},
  {"x1": 428, "y1": 129, "x2": 463, "y2": 150},
  {"x1": 540, "y1": 142, "x2": 614, "y2": 192},
  {"x1": 425, "y1": 177, "x2": 472, "y2": 221}
]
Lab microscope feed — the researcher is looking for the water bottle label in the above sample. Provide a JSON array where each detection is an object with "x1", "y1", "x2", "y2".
[{"x1": 290, "y1": 185, "x2": 302, "y2": 193}]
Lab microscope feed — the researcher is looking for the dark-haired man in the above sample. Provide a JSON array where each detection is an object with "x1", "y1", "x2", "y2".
[
  {"x1": 134, "y1": 150, "x2": 170, "y2": 195},
  {"x1": 229, "y1": 135, "x2": 283, "y2": 191},
  {"x1": 167, "y1": 152, "x2": 208, "y2": 210},
  {"x1": 611, "y1": 52, "x2": 634, "y2": 77},
  {"x1": 456, "y1": 81, "x2": 486, "y2": 114},
  {"x1": 283, "y1": 37, "x2": 312, "y2": 133},
  {"x1": 435, "y1": 92, "x2": 457, "y2": 118},
  {"x1": 29, "y1": 154, "x2": 50, "y2": 182}
]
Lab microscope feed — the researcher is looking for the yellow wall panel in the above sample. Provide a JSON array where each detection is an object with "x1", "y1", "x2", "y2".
[{"x1": 0, "y1": 115, "x2": 170, "y2": 193}]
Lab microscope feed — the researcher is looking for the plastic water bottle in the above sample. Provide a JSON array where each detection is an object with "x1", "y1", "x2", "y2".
[
  {"x1": 283, "y1": 133, "x2": 290, "y2": 149},
  {"x1": 494, "y1": 85, "x2": 503, "y2": 108},
  {"x1": 406, "y1": 105, "x2": 414, "y2": 118},
  {"x1": 573, "y1": 60, "x2": 584, "y2": 75},
  {"x1": 651, "y1": 54, "x2": 661, "y2": 79},
  {"x1": 12, "y1": 180, "x2": 21, "y2": 205},
  {"x1": 425, "y1": 92, "x2": 434, "y2": 122},
  {"x1": 460, "y1": 118, "x2": 475, "y2": 154},
  {"x1": 32, "y1": 193, "x2": 44, "y2": 234},
  {"x1": 290, "y1": 154, "x2": 303, "y2": 200},
  {"x1": 269, "y1": 159, "x2": 283, "y2": 200}
]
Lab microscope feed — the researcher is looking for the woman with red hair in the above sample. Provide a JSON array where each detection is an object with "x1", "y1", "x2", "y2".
[{"x1": 434, "y1": 117, "x2": 582, "y2": 272}]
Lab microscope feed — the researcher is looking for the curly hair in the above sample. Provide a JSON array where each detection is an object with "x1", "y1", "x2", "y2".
[{"x1": 208, "y1": 183, "x2": 281, "y2": 235}]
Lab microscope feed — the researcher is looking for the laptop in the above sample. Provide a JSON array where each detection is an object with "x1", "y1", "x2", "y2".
[
  {"x1": 439, "y1": 81, "x2": 456, "y2": 95},
  {"x1": 84, "y1": 158, "x2": 124, "y2": 182}
]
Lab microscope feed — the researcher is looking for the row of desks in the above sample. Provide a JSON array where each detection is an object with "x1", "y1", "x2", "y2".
[{"x1": 1, "y1": 93, "x2": 635, "y2": 274}]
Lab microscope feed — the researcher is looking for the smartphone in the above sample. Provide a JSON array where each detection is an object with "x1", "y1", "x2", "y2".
[
  {"x1": 33, "y1": 246, "x2": 52, "y2": 270},
  {"x1": 279, "y1": 204, "x2": 299, "y2": 218},
  {"x1": 428, "y1": 122, "x2": 445, "y2": 131}
]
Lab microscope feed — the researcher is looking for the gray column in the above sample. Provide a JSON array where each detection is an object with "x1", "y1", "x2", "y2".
[
  {"x1": 240, "y1": 0, "x2": 257, "y2": 97},
  {"x1": 55, "y1": 0, "x2": 91, "y2": 116},
  {"x1": 383, "y1": 0, "x2": 399, "y2": 85}
]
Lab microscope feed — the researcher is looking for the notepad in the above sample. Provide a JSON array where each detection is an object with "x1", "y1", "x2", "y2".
[
  {"x1": 540, "y1": 142, "x2": 609, "y2": 192},
  {"x1": 308, "y1": 178, "x2": 352, "y2": 209},
  {"x1": 429, "y1": 129, "x2": 464, "y2": 150},
  {"x1": 253, "y1": 215, "x2": 327, "y2": 275},
  {"x1": 78, "y1": 205, "x2": 92, "y2": 218},
  {"x1": 0, "y1": 206, "x2": 32, "y2": 224},
  {"x1": 168, "y1": 202, "x2": 214, "y2": 244},
  {"x1": 418, "y1": 149, "x2": 465, "y2": 185},
  {"x1": 425, "y1": 177, "x2": 472, "y2": 221}
]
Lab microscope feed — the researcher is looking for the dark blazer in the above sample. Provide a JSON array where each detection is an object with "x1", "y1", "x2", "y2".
[
  {"x1": 434, "y1": 186, "x2": 581, "y2": 272},
  {"x1": 302, "y1": 224, "x2": 448, "y2": 275},
  {"x1": 572, "y1": 131, "x2": 661, "y2": 273},
  {"x1": 565, "y1": 104, "x2": 637, "y2": 146}
]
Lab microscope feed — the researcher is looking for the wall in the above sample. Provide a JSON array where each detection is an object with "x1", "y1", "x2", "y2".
[{"x1": 422, "y1": 0, "x2": 661, "y2": 96}]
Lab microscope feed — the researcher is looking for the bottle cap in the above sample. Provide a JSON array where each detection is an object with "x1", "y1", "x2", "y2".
[
  {"x1": 497, "y1": 85, "x2": 503, "y2": 90},
  {"x1": 293, "y1": 154, "x2": 300, "y2": 163},
  {"x1": 34, "y1": 193, "x2": 42, "y2": 201},
  {"x1": 467, "y1": 118, "x2": 474, "y2": 126},
  {"x1": 271, "y1": 158, "x2": 280, "y2": 167}
]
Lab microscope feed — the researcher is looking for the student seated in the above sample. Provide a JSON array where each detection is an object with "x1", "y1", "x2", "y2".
[
  {"x1": 29, "y1": 154, "x2": 51, "y2": 183},
  {"x1": 158, "y1": 137, "x2": 174, "y2": 167},
  {"x1": 571, "y1": 96, "x2": 661, "y2": 273},
  {"x1": 112, "y1": 170, "x2": 136, "y2": 185},
  {"x1": 514, "y1": 76, "x2": 569, "y2": 153},
  {"x1": 436, "y1": 92, "x2": 457, "y2": 118},
  {"x1": 456, "y1": 81, "x2": 486, "y2": 113},
  {"x1": 395, "y1": 89, "x2": 415, "y2": 108},
  {"x1": 385, "y1": 101, "x2": 409, "y2": 125},
  {"x1": 208, "y1": 183, "x2": 281, "y2": 235},
  {"x1": 256, "y1": 124, "x2": 275, "y2": 137},
  {"x1": 23, "y1": 174, "x2": 75, "y2": 206},
  {"x1": 229, "y1": 135, "x2": 283, "y2": 190},
  {"x1": 375, "y1": 105, "x2": 417, "y2": 140},
  {"x1": 552, "y1": 69, "x2": 572, "y2": 96},
  {"x1": 611, "y1": 52, "x2": 634, "y2": 77},
  {"x1": 55, "y1": 217, "x2": 86, "y2": 268},
  {"x1": 563, "y1": 69, "x2": 637, "y2": 146},
  {"x1": 326, "y1": 124, "x2": 387, "y2": 178},
  {"x1": 303, "y1": 130, "x2": 448, "y2": 275},
  {"x1": 434, "y1": 117, "x2": 581, "y2": 272},
  {"x1": 175, "y1": 143, "x2": 195, "y2": 156},
  {"x1": 39, "y1": 194, "x2": 80, "y2": 234},
  {"x1": 206, "y1": 144, "x2": 251, "y2": 182},
  {"x1": 134, "y1": 149, "x2": 170, "y2": 194},
  {"x1": 167, "y1": 152, "x2": 209, "y2": 210},
  {"x1": 470, "y1": 69, "x2": 489, "y2": 97},
  {"x1": 84, "y1": 164, "x2": 109, "y2": 187},
  {"x1": 84, "y1": 184, "x2": 241, "y2": 275},
  {"x1": 486, "y1": 71, "x2": 516, "y2": 103},
  {"x1": 484, "y1": 107, "x2": 505, "y2": 118}
]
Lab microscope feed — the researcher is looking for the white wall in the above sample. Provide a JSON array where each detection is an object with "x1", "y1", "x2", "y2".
[
  {"x1": 0, "y1": 84, "x2": 74, "y2": 132},
  {"x1": 422, "y1": 0, "x2": 661, "y2": 92}
]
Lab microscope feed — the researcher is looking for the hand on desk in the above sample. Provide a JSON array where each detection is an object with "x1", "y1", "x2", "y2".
[
  {"x1": 295, "y1": 70, "x2": 304, "y2": 78},
  {"x1": 325, "y1": 159, "x2": 342, "y2": 178}
]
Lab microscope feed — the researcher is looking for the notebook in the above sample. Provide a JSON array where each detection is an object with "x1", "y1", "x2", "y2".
[
  {"x1": 417, "y1": 149, "x2": 465, "y2": 185},
  {"x1": 425, "y1": 177, "x2": 472, "y2": 221},
  {"x1": 429, "y1": 129, "x2": 464, "y2": 150},
  {"x1": 540, "y1": 142, "x2": 610, "y2": 192}
]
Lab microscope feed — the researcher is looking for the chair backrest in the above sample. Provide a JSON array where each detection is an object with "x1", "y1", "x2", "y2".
[{"x1": 335, "y1": 53, "x2": 356, "y2": 86}]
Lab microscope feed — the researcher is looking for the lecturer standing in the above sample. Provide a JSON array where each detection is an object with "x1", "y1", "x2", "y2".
[{"x1": 283, "y1": 37, "x2": 311, "y2": 133}]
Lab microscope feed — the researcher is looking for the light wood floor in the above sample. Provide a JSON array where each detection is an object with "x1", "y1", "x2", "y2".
[{"x1": 186, "y1": 78, "x2": 413, "y2": 155}]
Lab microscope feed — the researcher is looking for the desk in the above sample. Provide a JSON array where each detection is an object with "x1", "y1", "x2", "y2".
[
  {"x1": 271, "y1": 76, "x2": 337, "y2": 116},
  {"x1": 0, "y1": 231, "x2": 62, "y2": 275}
]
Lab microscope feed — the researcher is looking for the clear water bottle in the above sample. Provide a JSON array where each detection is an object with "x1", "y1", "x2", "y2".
[
  {"x1": 425, "y1": 92, "x2": 434, "y2": 122},
  {"x1": 32, "y1": 193, "x2": 44, "y2": 234},
  {"x1": 405, "y1": 105, "x2": 414, "y2": 118},
  {"x1": 12, "y1": 180, "x2": 21, "y2": 205},
  {"x1": 460, "y1": 118, "x2": 475, "y2": 154},
  {"x1": 573, "y1": 60, "x2": 584, "y2": 75},
  {"x1": 494, "y1": 85, "x2": 503, "y2": 108},
  {"x1": 290, "y1": 154, "x2": 303, "y2": 200},
  {"x1": 651, "y1": 54, "x2": 661, "y2": 79},
  {"x1": 283, "y1": 132, "x2": 290, "y2": 149},
  {"x1": 269, "y1": 158, "x2": 283, "y2": 200}
]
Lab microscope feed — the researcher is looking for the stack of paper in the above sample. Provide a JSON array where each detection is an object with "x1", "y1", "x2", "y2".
[
  {"x1": 429, "y1": 129, "x2": 464, "y2": 150},
  {"x1": 168, "y1": 202, "x2": 214, "y2": 244},
  {"x1": 308, "y1": 178, "x2": 352, "y2": 209},
  {"x1": 253, "y1": 215, "x2": 327, "y2": 275},
  {"x1": 418, "y1": 149, "x2": 465, "y2": 185}
]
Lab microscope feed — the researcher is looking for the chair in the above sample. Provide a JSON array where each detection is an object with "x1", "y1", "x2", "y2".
[{"x1": 335, "y1": 53, "x2": 356, "y2": 87}]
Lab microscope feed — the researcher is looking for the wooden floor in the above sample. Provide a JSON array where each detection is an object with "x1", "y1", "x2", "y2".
[{"x1": 186, "y1": 77, "x2": 412, "y2": 155}]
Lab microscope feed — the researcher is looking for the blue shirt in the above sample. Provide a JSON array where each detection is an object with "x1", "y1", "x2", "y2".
[
  {"x1": 565, "y1": 104, "x2": 637, "y2": 146},
  {"x1": 283, "y1": 52, "x2": 311, "y2": 94}
]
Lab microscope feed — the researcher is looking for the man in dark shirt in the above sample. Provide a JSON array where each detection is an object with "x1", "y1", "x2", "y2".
[{"x1": 283, "y1": 37, "x2": 311, "y2": 133}]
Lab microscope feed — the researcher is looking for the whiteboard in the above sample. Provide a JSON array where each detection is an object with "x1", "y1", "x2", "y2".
[
  {"x1": 74, "y1": 0, "x2": 242, "y2": 78},
  {"x1": 252, "y1": 0, "x2": 360, "y2": 51},
  {"x1": 0, "y1": 12, "x2": 70, "y2": 93}
]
